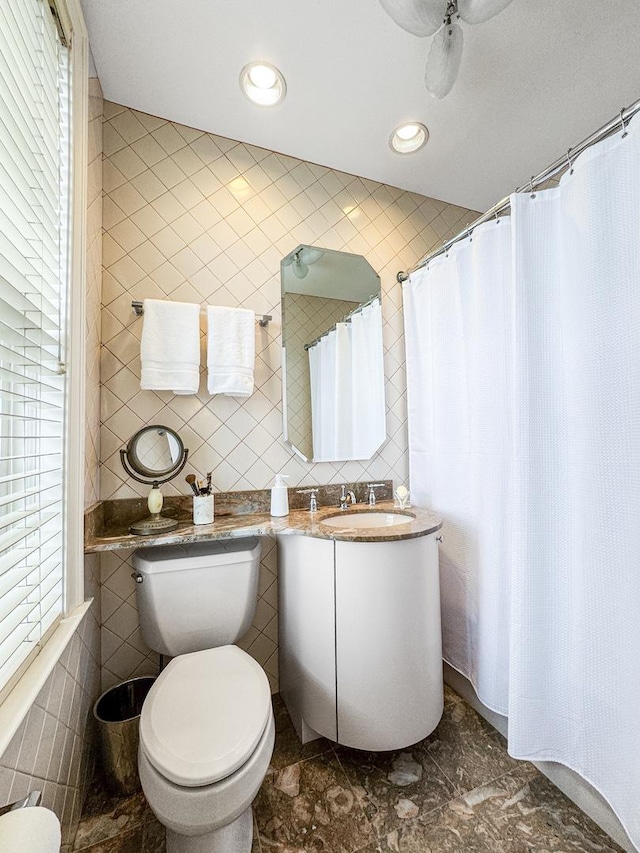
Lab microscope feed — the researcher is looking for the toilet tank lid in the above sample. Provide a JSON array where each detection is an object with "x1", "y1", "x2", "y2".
[
  {"x1": 133, "y1": 537, "x2": 260, "y2": 575},
  {"x1": 139, "y1": 645, "x2": 271, "y2": 787}
]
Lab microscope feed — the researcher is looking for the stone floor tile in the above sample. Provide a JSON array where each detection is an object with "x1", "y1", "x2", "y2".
[
  {"x1": 269, "y1": 694, "x2": 333, "y2": 771},
  {"x1": 76, "y1": 826, "x2": 144, "y2": 853},
  {"x1": 73, "y1": 789, "x2": 149, "y2": 850},
  {"x1": 255, "y1": 752, "x2": 376, "y2": 853},
  {"x1": 458, "y1": 765, "x2": 624, "y2": 852},
  {"x1": 141, "y1": 815, "x2": 165, "y2": 852},
  {"x1": 74, "y1": 690, "x2": 622, "y2": 853},
  {"x1": 377, "y1": 798, "x2": 504, "y2": 852},
  {"x1": 421, "y1": 686, "x2": 520, "y2": 796},
  {"x1": 335, "y1": 743, "x2": 456, "y2": 839}
]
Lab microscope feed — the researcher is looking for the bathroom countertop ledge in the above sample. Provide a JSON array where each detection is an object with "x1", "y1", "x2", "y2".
[{"x1": 84, "y1": 502, "x2": 442, "y2": 553}]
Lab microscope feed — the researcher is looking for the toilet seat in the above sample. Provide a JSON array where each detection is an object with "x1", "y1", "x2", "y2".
[{"x1": 140, "y1": 645, "x2": 271, "y2": 787}]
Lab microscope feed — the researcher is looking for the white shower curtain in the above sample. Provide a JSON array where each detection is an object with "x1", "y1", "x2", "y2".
[
  {"x1": 404, "y1": 219, "x2": 515, "y2": 715},
  {"x1": 309, "y1": 297, "x2": 385, "y2": 460},
  {"x1": 405, "y1": 116, "x2": 640, "y2": 850}
]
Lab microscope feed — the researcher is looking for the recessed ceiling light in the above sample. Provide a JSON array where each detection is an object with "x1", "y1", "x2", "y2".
[
  {"x1": 240, "y1": 62, "x2": 286, "y2": 106},
  {"x1": 389, "y1": 122, "x2": 429, "y2": 154}
]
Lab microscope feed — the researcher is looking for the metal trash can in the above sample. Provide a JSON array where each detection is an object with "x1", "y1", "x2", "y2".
[{"x1": 93, "y1": 676, "x2": 155, "y2": 795}]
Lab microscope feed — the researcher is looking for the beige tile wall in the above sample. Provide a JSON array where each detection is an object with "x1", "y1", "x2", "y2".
[
  {"x1": 85, "y1": 82, "x2": 103, "y2": 510},
  {"x1": 0, "y1": 616, "x2": 101, "y2": 852},
  {"x1": 0, "y1": 78, "x2": 104, "y2": 852},
  {"x1": 284, "y1": 292, "x2": 359, "y2": 460},
  {"x1": 98, "y1": 101, "x2": 477, "y2": 693}
]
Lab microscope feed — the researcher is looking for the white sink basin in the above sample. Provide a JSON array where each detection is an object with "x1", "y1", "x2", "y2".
[{"x1": 321, "y1": 511, "x2": 414, "y2": 529}]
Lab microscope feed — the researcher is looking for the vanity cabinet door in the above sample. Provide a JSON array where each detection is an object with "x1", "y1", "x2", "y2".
[
  {"x1": 335, "y1": 535, "x2": 443, "y2": 750},
  {"x1": 278, "y1": 535, "x2": 337, "y2": 742}
]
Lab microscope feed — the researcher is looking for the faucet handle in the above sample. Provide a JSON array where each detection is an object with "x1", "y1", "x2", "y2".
[
  {"x1": 366, "y1": 482, "x2": 385, "y2": 506},
  {"x1": 296, "y1": 488, "x2": 318, "y2": 512},
  {"x1": 339, "y1": 484, "x2": 349, "y2": 509}
]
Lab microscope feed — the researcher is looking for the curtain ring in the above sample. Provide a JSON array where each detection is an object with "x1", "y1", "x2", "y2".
[
  {"x1": 566, "y1": 148, "x2": 574, "y2": 175},
  {"x1": 529, "y1": 177, "x2": 536, "y2": 199},
  {"x1": 619, "y1": 108, "x2": 628, "y2": 139},
  {"x1": 494, "y1": 210, "x2": 500, "y2": 224}
]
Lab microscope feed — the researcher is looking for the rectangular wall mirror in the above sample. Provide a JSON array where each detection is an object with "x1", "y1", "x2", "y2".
[{"x1": 281, "y1": 244, "x2": 386, "y2": 462}]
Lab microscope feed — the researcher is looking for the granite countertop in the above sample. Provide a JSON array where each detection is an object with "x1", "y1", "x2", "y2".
[{"x1": 84, "y1": 497, "x2": 442, "y2": 553}]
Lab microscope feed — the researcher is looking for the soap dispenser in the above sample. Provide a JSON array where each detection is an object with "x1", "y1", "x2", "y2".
[{"x1": 270, "y1": 474, "x2": 290, "y2": 516}]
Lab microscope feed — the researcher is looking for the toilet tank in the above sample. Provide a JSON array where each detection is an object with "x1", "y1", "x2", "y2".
[{"x1": 132, "y1": 537, "x2": 261, "y2": 657}]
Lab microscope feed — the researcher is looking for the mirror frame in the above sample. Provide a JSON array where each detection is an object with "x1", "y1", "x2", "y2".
[{"x1": 120, "y1": 424, "x2": 189, "y2": 485}]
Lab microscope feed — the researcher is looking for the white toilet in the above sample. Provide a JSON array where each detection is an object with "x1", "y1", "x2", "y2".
[{"x1": 132, "y1": 538, "x2": 275, "y2": 853}]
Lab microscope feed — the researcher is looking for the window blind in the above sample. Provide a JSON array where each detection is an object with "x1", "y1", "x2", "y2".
[{"x1": 0, "y1": 0, "x2": 70, "y2": 691}]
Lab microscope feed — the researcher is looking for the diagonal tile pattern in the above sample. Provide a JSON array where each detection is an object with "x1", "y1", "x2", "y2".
[
  {"x1": 85, "y1": 80, "x2": 104, "y2": 510},
  {"x1": 98, "y1": 102, "x2": 478, "y2": 692},
  {"x1": 99, "y1": 101, "x2": 478, "y2": 503},
  {"x1": 73, "y1": 686, "x2": 623, "y2": 853}
]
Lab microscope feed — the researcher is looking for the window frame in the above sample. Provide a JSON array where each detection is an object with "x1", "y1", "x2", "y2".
[
  {"x1": 0, "y1": 0, "x2": 89, "y2": 753},
  {"x1": 57, "y1": 0, "x2": 89, "y2": 616}
]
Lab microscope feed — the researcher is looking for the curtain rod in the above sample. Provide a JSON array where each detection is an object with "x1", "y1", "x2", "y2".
[
  {"x1": 304, "y1": 294, "x2": 380, "y2": 351},
  {"x1": 396, "y1": 96, "x2": 640, "y2": 284}
]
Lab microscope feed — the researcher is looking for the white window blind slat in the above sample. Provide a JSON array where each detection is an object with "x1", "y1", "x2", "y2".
[
  {"x1": 0, "y1": 154, "x2": 40, "y2": 217},
  {"x1": 0, "y1": 623, "x2": 34, "y2": 685},
  {"x1": 0, "y1": 364, "x2": 63, "y2": 392},
  {"x1": 0, "y1": 345, "x2": 60, "y2": 374},
  {"x1": 0, "y1": 565, "x2": 34, "y2": 601},
  {"x1": 38, "y1": 586, "x2": 63, "y2": 636},
  {"x1": 0, "y1": 589, "x2": 39, "y2": 638},
  {"x1": 2, "y1": 3, "x2": 40, "y2": 66},
  {"x1": 0, "y1": 467, "x2": 62, "y2": 488},
  {"x1": 0, "y1": 503, "x2": 61, "y2": 535},
  {"x1": 0, "y1": 484, "x2": 62, "y2": 511},
  {"x1": 0, "y1": 296, "x2": 61, "y2": 342},
  {"x1": 0, "y1": 0, "x2": 70, "y2": 692},
  {"x1": 0, "y1": 528, "x2": 62, "y2": 575},
  {"x1": 0, "y1": 319, "x2": 60, "y2": 356},
  {"x1": 0, "y1": 386, "x2": 63, "y2": 409},
  {"x1": 0, "y1": 46, "x2": 40, "y2": 127},
  {"x1": 0, "y1": 514, "x2": 61, "y2": 557}
]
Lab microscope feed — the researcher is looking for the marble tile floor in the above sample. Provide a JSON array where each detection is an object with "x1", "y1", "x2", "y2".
[{"x1": 73, "y1": 686, "x2": 622, "y2": 853}]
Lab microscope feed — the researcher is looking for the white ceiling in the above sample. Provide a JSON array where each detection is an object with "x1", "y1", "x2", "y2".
[{"x1": 82, "y1": 0, "x2": 640, "y2": 212}]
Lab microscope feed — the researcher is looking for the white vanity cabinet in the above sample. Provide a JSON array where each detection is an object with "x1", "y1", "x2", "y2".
[{"x1": 278, "y1": 532, "x2": 443, "y2": 751}]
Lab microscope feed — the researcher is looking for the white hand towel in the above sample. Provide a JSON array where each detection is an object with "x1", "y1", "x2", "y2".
[
  {"x1": 207, "y1": 306, "x2": 255, "y2": 396},
  {"x1": 140, "y1": 299, "x2": 200, "y2": 395}
]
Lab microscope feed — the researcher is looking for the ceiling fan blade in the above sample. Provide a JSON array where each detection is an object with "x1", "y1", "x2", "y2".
[
  {"x1": 457, "y1": 0, "x2": 514, "y2": 24},
  {"x1": 425, "y1": 21, "x2": 464, "y2": 99},
  {"x1": 378, "y1": 0, "x2": 448, "y2": 37}
]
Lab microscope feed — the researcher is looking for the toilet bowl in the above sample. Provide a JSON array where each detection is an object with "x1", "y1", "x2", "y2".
[
  {"x1": 139, "y1": 645, "x2": 274, "y2": 853},
  {"x1": 132, "y1": 539, "x2": 273, "y2": 853}
]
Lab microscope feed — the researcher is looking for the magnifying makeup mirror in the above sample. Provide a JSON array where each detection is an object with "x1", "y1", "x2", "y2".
[{"x1": 120, "y1": 425, "x2": 188, "y2": 535}]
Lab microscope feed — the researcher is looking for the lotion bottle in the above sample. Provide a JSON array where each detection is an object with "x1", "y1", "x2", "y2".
[{"x1": 270, "y1": 474, "x2": 290, "y2": 516}]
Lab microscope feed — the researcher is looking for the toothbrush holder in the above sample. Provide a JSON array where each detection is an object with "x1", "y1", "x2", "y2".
[{"x1": 193, "y1": 494, "x2": 214, "y2": 525}]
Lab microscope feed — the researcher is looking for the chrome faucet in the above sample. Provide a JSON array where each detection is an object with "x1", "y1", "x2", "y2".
[
  {"x1": 367, "y1": 483, "x2": 385, "y2": 506},
  {"x1": 339, "y1": 485, "x2": 357, "y2": 509},
  {"x1": 297, "y1": 488, "x2": 318, "y2": 512}
]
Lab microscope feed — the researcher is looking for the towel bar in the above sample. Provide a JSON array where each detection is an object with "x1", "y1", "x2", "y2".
[{"x1": 131, "y1": 300, "x2": 272, "y2": 327}]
